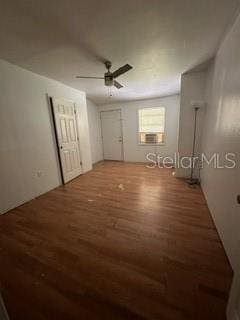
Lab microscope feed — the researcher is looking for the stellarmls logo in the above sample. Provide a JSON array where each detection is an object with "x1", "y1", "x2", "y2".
[{"x1": 146, "y1": 152, "x2": 236, "y2": 169}]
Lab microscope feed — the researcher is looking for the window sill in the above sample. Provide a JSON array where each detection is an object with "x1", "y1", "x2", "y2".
[{"x1": 138, "y1": 143, "x2": 165, "y2": 146}]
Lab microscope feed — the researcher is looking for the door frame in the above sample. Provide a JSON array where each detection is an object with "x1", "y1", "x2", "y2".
[
  {"x1": 100, "y1": 109, "x2": 124, "y2": 161},
  {"x1": 49, "y1": 96, "x2": 82, "y2": 184}
]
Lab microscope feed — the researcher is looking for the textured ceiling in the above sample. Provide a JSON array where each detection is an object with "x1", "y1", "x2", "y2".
[{"x1": 0, "y1": 0, "x2": 239, "y2": 104}]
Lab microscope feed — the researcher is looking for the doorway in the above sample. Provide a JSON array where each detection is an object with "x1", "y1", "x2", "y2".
[{"x1": 100, "y1": 109, "x2": 124, "y2": 161}]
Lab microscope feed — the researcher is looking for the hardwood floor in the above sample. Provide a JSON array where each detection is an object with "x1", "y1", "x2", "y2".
[{"x1": 0, "y1": 161, "x2": 232, "y2": 319}]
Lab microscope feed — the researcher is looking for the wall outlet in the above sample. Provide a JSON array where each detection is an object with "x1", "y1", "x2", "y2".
[{"x1": 37, "y1": 171, "x2": 42, "y2": 177}]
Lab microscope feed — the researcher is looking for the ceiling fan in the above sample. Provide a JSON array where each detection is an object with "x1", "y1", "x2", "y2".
[{"x1": 76, "y1": 61, "x2": 133, "y2": 89}]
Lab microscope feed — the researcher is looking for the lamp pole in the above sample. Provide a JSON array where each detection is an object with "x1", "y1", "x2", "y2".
[{"x1": 188, "y1": 106, "x2": 200, "y2": 185}]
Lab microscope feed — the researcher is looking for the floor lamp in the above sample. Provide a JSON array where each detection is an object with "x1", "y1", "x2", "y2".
[{"x1": 187, "y1": 101, "x2": 205, "y2": 185}]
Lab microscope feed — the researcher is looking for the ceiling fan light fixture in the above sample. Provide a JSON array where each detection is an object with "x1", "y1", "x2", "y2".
[{"x1": 104, "y1": 71, "x2": 113, "y2": 86}]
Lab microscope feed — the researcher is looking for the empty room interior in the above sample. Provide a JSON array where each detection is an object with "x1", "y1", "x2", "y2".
[{"x1": 1, "y1": 0, "x2": 240, "y2": 319}]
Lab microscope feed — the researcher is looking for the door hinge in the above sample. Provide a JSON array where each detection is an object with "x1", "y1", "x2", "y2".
[
  {"x1": 74, "y1": 109, "x2": 76, "y2": 114},
  {"x1": 80, "y1": 161, "x2": 83, "y2": 166}
]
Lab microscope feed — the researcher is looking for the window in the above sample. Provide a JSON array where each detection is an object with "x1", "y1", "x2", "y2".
[{"x1": 138, "y1": 107, "x2": 165, "y2": 144}]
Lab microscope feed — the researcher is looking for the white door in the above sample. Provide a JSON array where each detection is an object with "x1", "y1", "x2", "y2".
[
  {"x1": 101, "y1": 110, "x2": 123, "y2": 161},
  {"x1": 51, "y1": 98, "x2": 82, "y2": 183}
]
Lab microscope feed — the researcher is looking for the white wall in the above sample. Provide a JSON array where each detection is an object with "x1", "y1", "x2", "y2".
[
  {"x1": 227, "y1": 273, "x2": 240, "y2": 320},
  {"x1": 201, "y1": 14, "x2": 240, "y2": 272},
  {"x1": 0, "y1": 59, "x2": 92, "y2": 214},
  {"x1": 176, "y1": 71, "x2": 207, "y2": 178},
  {"x1": 86, "y1": 99, "x2": 103, "y2": 164},
  {"x1": 99, "y1": 95, "x2": 180, "y2": 163},
  {"x1": 191, "y1": 14, "x2": 240, "y2": 320}
]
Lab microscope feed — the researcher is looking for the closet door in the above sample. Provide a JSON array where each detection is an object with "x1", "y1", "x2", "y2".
[{"x1": 51, "y1": 98, "x2": 82, "y2": 183}]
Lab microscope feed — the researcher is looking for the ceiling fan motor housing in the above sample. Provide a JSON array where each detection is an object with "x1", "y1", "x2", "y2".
[
  {"x1": 104, "y1": 71, "x2": 114, "y2": 86},
  {"x1": 76, "y1": 60, "x2": 131, "y2": 89}
]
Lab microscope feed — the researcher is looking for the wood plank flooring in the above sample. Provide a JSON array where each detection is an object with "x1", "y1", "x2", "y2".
[{"x1": 0, "y1": 161, "x2": 233, "y2": 319}]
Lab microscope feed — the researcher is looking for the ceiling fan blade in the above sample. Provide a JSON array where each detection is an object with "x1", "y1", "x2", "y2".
[
  {"x1": 76, "y1": 76, "x2": 104, "y2": 79},
  {"x1": 112, "y1": 64, "x2": 133, "y2": 78},
  {"x1": 114, "y1": 80, "x2": 123, "y2": 89}
]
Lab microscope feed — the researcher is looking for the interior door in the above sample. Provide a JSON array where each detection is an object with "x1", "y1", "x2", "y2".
[
  {"x1": 101, "y1": 110, "x2": 123, "y2": 160},
  {"x1": 51, "y1": 97, "x2": 82, "y2": 183}
]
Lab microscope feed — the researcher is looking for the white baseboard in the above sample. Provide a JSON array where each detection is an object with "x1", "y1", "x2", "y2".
[
  {"x1": 227, "y1": 307, "x2": 240, "y2": 320},
  {"x1": 233, "y1": 311, "x2": 240, "y2": 320},
  {"x1": 0, "y1": 294, "x2": 9, "y2": 320}
]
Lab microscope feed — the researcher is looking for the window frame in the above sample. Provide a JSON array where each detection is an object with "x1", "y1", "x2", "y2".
[{"x1": 137, "y1": 107, "x2": 166, "y2": 146}]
